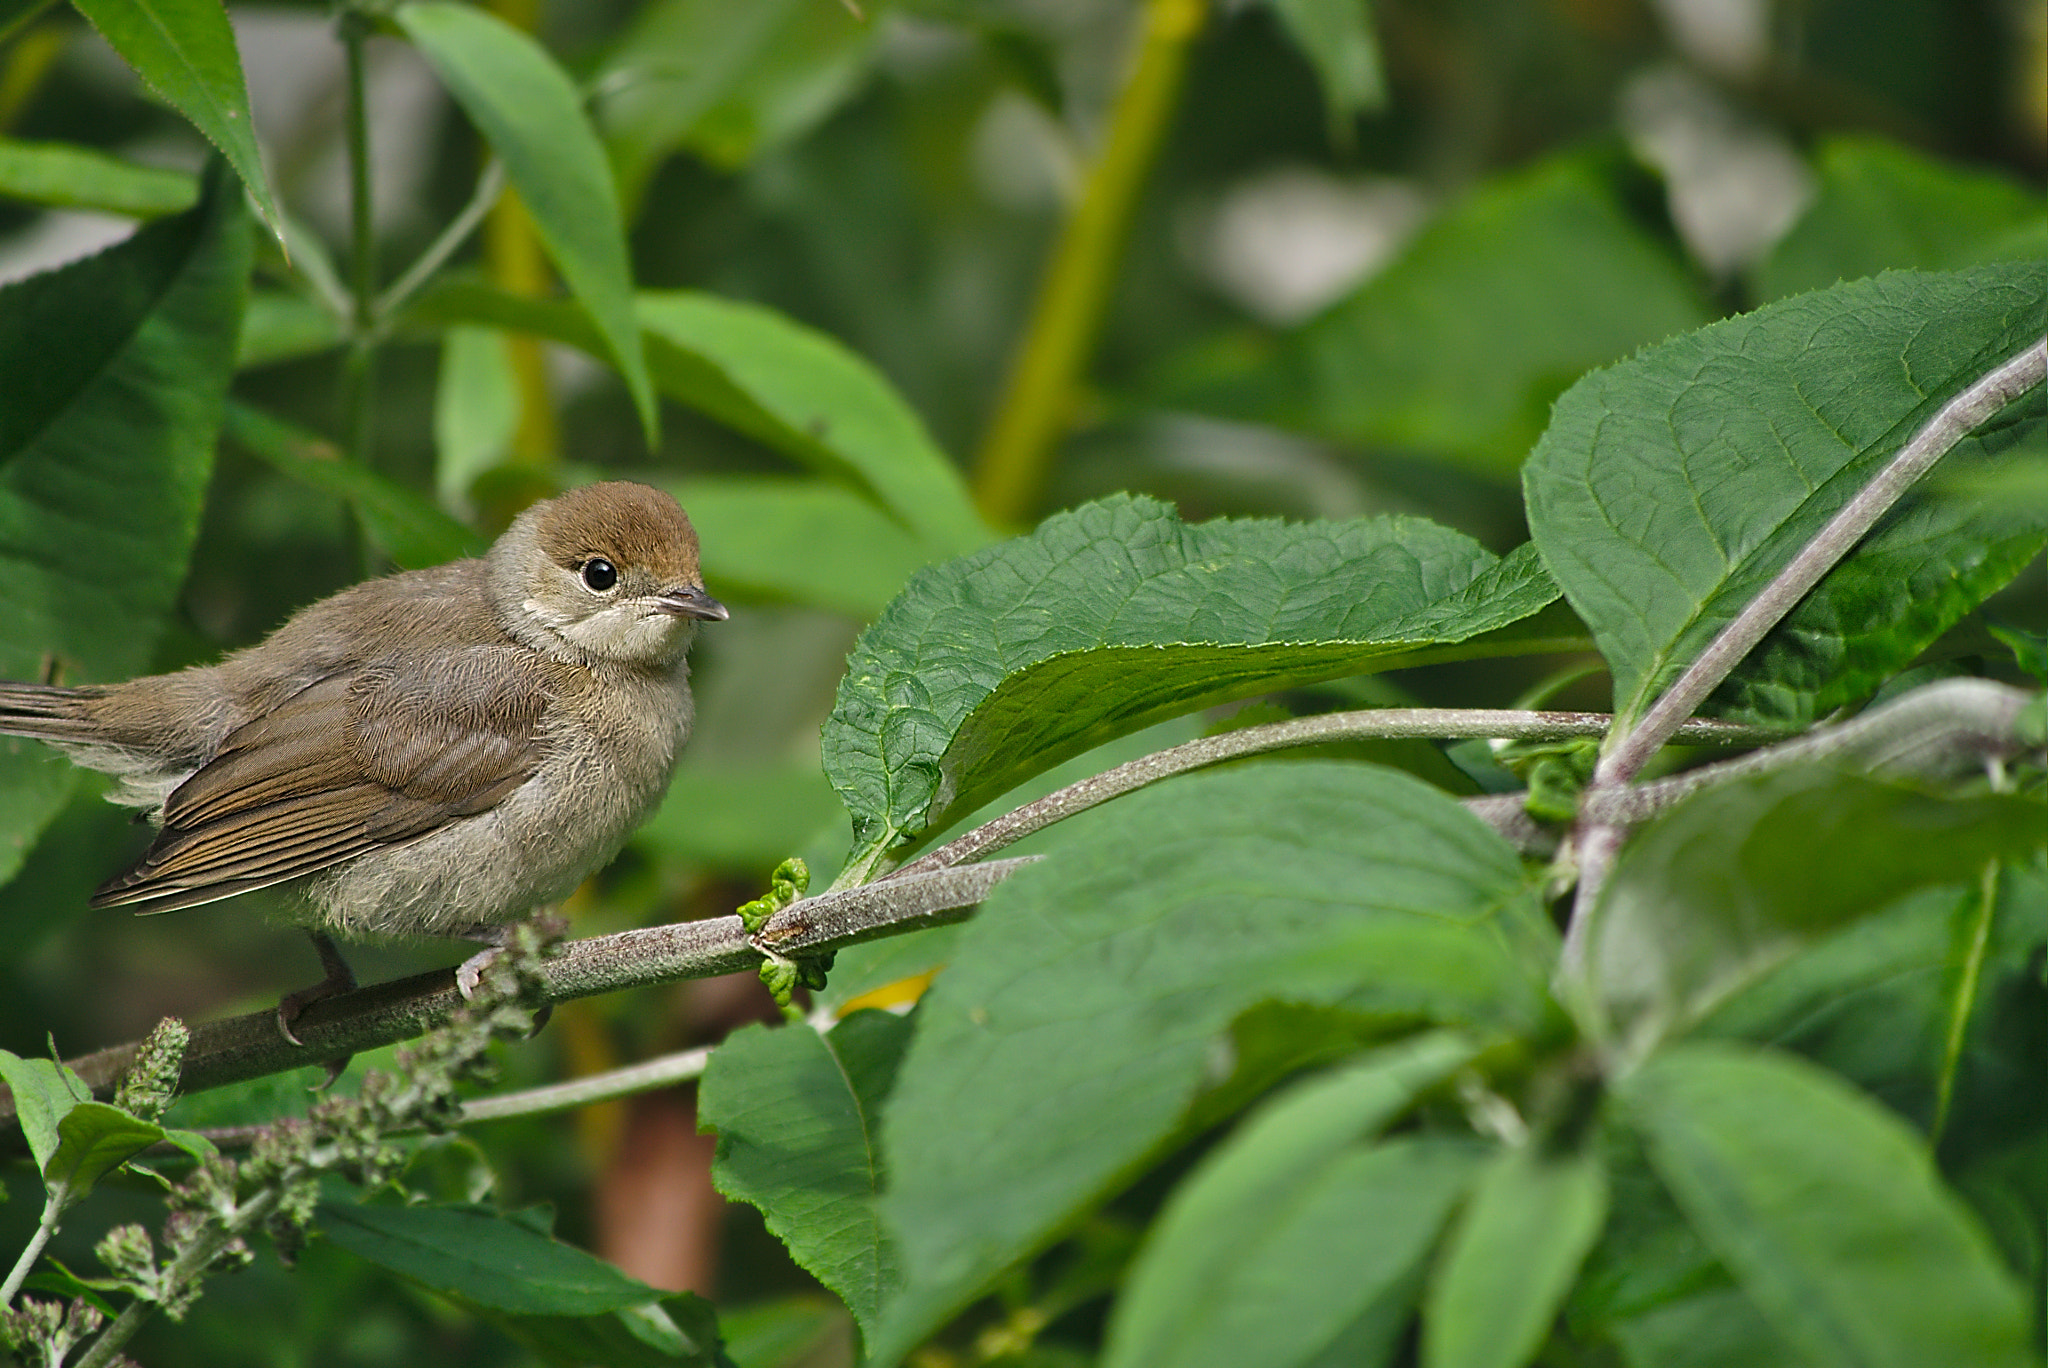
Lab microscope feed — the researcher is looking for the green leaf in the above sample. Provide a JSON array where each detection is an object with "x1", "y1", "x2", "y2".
[
  {"x1": 1692, "y1": 858, "x2": 2048, "y2": 1145},
  {"x1": 0, "y1": 749, "x2": 74, "y2": 899},
  {"x1": 716, "y1": 1296, "x2": 845, "y2": 1368},
  {"x1": 1122, "y1": 1135, "x2": 1483, "y2": 1368},
  {"x1": 638, "y1": 291, "x2": 986, "y2": 556},
  {"x1": 222, "y1": 402, "x2": 486, "y2": 569},
  {"x1": 871, "y1": 762, "x2": 1542, "y2": 1361},
  {"x1": 1583, "y1": 767, "x2": 2047, "y2": 1048},
  {"x1": 1624, "y1": 1042, "x2": 2033, "y2": 1368},
  {"x1": 1104, "y1": 1034, "x2": 1479, "y2": 1368},
  {"x1": 701, "y1": 1011, "x2": 911, "y2": 1341},
  {"x1": 236, "y1": 289, "x2": 345, "y2": 368},
  {"x1": 815, "y1": 717, "x2": 1208, "y2": 1013},
  {"x1": 0, "y1": 137, "x2": 196, "y2": 215},
  {"x1": 671, "y1": 476, "x2": 943, "y2": 618},
  {"x1": 1755, "y1": 137, "x2": 2048, "y2": 303},
  {"x1": 46, "y1": 1101, "x2": 164, "y2": 1195},
  {"x1": 67, "y1": 0, "x2": 280, "y2": 241},
  {"x1": 0, "y1": 1051, "x2": 87, "y2": 1172},
  {"x1": 401, "y1": 281, "x2": 986, "y2": 562},
  {"x1": 1423, "y1": 1142, "x2": 1609, "y2": 1368},
  {"x1": 1705, "y1": 431, "x2": 2047, "y2": 727},
  {"x1": 1523, "y1": 262, "x2": 2048, "y2": 731},
  {"x1": 0, "y1": 159, "x2": 249, "y2": 885},
  {"x1": 1608, "y1": 1287, "x2": 1808, "y2": 1368},
  {"x1": 433, "y1": 326, "x2": 521, "y2": 510},
  {"x1": 320, "y1": 1201, "x2": 659, "y2": 1316},
  {"x1": 494, "y1": 1291, "x2": 734, "y2": 1368},
  {"x1": 1264, "y1": 0, "x2": 1386, "y2": 132},
  {"x1": 1284, "y1": 152, "x2": 1712, "y2": 475},
  {"x1": 398, "y1": 2, "x2": 657, "y2": 443},
  {"x1": 599, "y1": 0, "x2": 884, "y2": 204},
  {"x1": 823, "y1": 494, "x2": 1559, "y2": 876},
  {"x1": 320, "y1": 1200, "x2": 731, "y2": 1364}
]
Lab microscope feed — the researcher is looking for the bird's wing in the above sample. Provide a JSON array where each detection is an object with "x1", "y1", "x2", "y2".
[{"x1": 91, "y1": 647, "x2": 556, "y2": 911}]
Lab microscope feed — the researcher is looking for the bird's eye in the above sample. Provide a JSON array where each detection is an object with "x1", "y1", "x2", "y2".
[{"x1": 580, "y1": 558, "x2": 618, "y2": 592}]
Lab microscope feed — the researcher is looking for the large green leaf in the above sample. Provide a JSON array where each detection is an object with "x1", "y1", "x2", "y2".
[
  {"x1": 1104, "y1": 1034, "x2": 1479, "y2": 1368},
  {"x1": 598, "y1": 0, "x2": 885, "y2": 205},
  {"x1": 1284, "y1": 152, "x2": 1711, "y2": 475},
  {"x1": 45, "y1": 1101, "x2": 165, "y2": 1195},
  {"x1": 1423, "y1": 1142, "x2": 1608, "y2": 1368},
  {"x1": 320, "y1": 1201, "x2": 730, "y2": 1366},
  {"x1": 700, "y1": 1011, "x2": 910, "y2": 1342},
  {"x1": 1138, "y1": 1136, "x2": 1483, "y2": 1368},
  {"x1": 321, "y1": 1203, "x2": 658, "y2": 1316},
  {"x1": 0, "y1": 161, "x2": 248, "y2": 885},
  {"x1": 1584, "y1": 767, "x2": 2046, "y2": 1050},
  {"x1": 403, "y1": 280, "x2": 988, "y2": 579},
  {"x1": 1608, "y1": 1287, "x2": 1809, "y2": 1368},
  {"x1": 1523, "y1": 263, "x2": 2048, "y2": 732},
  {"x1": 410, "y1": 277, "x2": 984, "y2": 554},
  {"x1": 399, "y1": 2, "x2": 657, "y2": 443},
  {"x1": 222, "y1": 403, "x2": 484, "y2": 569},
  {"x1": 1624, "y1": 1042, "x2": 2033, "y2": 1368},
  {"x1": 1698, "y1": 862, "x2": 2048, "y2": 1146},
  {"x1": 1704, "y1": 434, "x2": 2046, "y2": 727},
  {"x1": 67, "y1": 0, "x2": 281, "y2": 240},
  {"x1": 669, "y1": 476, "x2": 941, "y2": 618},
  {"x1": 0, "y1": 137, "x2": 196, "y2": 215},
  {"x1": 639, "y1": 291, "x2": 986, "y2": 557},
  {"x1": 1754, "y1": 138, "x2": 2048, "y2": 303},
  {"x1": 870, "y1": 762, "x2": 1544, "y2": 1362},
  {"x1": 432, "y1": 325, "x2": 521, "y2": 509},
  {"x1": 0, "y1": 1051, "x2": 87, "y2": 1173},
  {"x1": 822, "y1": 494, "x2": 1559, "y2": 877}
]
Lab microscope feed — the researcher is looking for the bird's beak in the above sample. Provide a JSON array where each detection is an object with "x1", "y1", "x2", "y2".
[{"x1": 655, "y1": 586, "x2": 730, "y2": 621}]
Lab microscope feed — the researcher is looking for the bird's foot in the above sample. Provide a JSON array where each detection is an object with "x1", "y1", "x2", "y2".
[
  {"x1": 277, "y1": 931, "x2": 359, "y2": 1088},
  {"x1": 453, "y1": 926, "x2": 552, "y2": 1037}
]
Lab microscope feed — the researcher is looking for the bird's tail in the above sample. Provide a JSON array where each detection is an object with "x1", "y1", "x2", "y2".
[{"x1": 0, "y1": 682, "x2": 106, "y2": 743}]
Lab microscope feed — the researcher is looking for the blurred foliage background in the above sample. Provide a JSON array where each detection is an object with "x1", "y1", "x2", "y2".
[{"x1": 0, "y1": 0, "x2": 2041, "y2": 1362}]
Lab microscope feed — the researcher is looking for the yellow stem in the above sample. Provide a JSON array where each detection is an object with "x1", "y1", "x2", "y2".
[
  {"x1": 970, "y1": 0, "x2": 1206, "y2": 526},
  {"x1": 0, "y1": 21, "x2": 62, "y2": 133}
]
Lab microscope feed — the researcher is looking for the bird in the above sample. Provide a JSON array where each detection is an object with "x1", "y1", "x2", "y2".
[{"x1": 0, "y1": 480, "x2": 727, "y2": 1036}]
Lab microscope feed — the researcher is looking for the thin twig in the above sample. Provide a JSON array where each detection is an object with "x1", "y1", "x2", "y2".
[
  {"x1": 892, "y1": 708, "x2": 1779, "y2": 879},
  {"x1": 375, "y1": 160, "x2": 506, "y2": 322},
  {"x1": 458, "y1": 1045, "x2": 713, "y2": 1125},
  {"x1": 1579, "y1": 678, "x2": 2035, "y2": 826}
]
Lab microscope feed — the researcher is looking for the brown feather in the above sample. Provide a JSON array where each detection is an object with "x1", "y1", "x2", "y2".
[{"x1": 93, "y1": 647, "x2": 560, "y2": 910}]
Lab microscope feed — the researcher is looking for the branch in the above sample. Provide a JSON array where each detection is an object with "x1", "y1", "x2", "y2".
[
  {"x1": 893, "y1": 707, "x2": 1778, "y2": 878},
  {"x1": 1580, "y1": 678, "x2": 2037, "y2": 826},
  {"x1": 375, "y1": 159, "x2": 506, "y2": 323},
  {"x1": 38, "y1": 678, "x2": 2027, "y2": 1140},
  {"x1": 18, "y1": 859, "x2": 1036, "y2": 1128},
  {"x1": 1562, "y1": 674, "x2": 2043, "y2": 976},
  {"x1": 309, "y1": 690, "x2": 2017, "y2": 1132}
]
